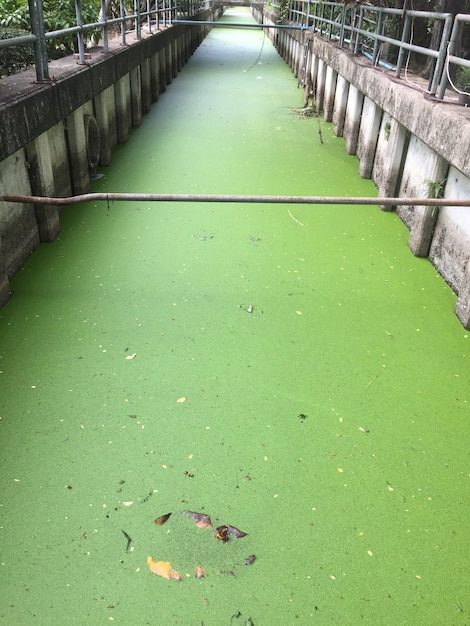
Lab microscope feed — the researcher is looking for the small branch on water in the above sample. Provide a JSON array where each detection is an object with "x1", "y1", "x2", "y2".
[
  {"x1": 288, "y1": 209, "x2": 305, "y2": 226},
  {"x1": 364, "y1": 373, "x2": 381, "y2": 389}
]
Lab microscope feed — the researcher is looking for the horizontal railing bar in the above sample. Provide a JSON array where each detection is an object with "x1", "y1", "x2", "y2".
[
  {"x1": 0, "y1": 34, "x2": 37, "y2": 48},
  {"x1": 172, "y1": 19, "x2": 312, "y2": 29},
  {"x1": 1, "y1": 193, "x2": 469, "y2": 208}
]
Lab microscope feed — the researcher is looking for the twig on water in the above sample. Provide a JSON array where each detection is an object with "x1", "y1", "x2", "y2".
[
  {"x1": 288, "y1": 209, "x2": 305, "y2": 226},
  {"x1": 364, "y1": 374, "x2": 380, "y2": 389}
]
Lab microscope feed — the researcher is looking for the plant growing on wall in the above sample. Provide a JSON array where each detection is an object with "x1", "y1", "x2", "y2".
[
  {"x1": 384, "y1": 119, "x2": 391, "y2": 140},
  {"x1": 423, "y1": 178, "x2": 446, "y2": 200}
]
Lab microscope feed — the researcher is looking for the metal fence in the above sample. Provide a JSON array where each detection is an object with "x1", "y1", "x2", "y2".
[
  {"x1": 270, "y1": 0, "x2": 470, "y2": 100},
  {"x1": 0, "y1": 0, "x2": 207, "y2": 82},
  {"x1": 1, "y1": 0, "x2": 469, "y2": 99}
]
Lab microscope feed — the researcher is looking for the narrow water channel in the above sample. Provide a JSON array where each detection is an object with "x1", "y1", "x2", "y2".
[{"x1": 0, "y1": 9, "x2": 468, "y2": 625}]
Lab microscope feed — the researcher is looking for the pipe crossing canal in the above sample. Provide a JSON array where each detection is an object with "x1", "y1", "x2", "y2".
[{"x1": 0, "y1": 8, "x2": 468, "y2": 626}]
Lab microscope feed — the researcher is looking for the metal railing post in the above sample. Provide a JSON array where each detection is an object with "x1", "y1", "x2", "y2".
[
  {"x1": 147, "y1": 0, "x2": 152, "y2": 33},
  {"x1": 372, "y1": 10, "x2": 383, "y2": 66},
  {"x1": 396, "y1": 12, "x2": 411, "y2": 77},
  {"x1": 135, "y1": 0, "x2": 142, "y2": 39},
  {"x1": 74, "y1": 0, "x2": 87, "y2": 64},
  {"x1": 437, "y1": 14, "x2": 461, "y2": 99},
  {"x1": 353, "y1": 6, "x2": 363, "y2": 55},
  {"x1": 430, "y1": 14, "x2": 452, "y2": 97},
  {"x1": 28, "y1": 0, "x2": 49, "y2": 81},
  {"x1": 120, "y1": 0, "x2": 127, "y2": 44},
  {"x1": 100, "y1": 0, "x2": 109, "y2": 52},
  {"x1": 339, "y1": 3, "x2": 346, "y2": 48}
]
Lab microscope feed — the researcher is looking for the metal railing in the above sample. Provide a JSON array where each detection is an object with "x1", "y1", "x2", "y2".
[
  {"x1": 2, "y1": 192, "x2": 470, "y2": 208},
  {"x1": 0, "y1": 0, "x2": 207, "y2": 82},
  {"x1": 1, "y1": 0, "x2": 469, "y2": 99},
  {"x1": 269, "y1": 0, "x2": 470, "y2": 100}
]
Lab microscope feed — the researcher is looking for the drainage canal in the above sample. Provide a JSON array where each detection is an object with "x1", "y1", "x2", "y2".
[{"x1": 0, "y1": 8, "x2": 468, "y2": 626}]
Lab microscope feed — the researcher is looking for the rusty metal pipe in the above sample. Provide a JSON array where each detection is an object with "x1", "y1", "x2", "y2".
[{"x1": 1, "y1": 193, "x2": 470, "y2": 208}]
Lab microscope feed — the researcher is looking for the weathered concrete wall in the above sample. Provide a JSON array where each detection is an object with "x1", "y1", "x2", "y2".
[
  {"x1": 0, "y1": 12, "x2": 218, "y2": 308},
  {"x1": 256, "y1": 7, "x2": 470, "y2": 329}
]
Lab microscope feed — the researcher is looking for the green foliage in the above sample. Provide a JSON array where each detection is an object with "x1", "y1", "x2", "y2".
[
  {"x1": 0, "y1": 26, "x2": 34, "y2": 75},
  {"x1": 0, "y1": 0, "x2": 102, "y2": 72},
  {"x1": 383, "y1": 119, "x2": 391, "y2": 140},
  {"x1": 423, "y1": 178, "x2": 446, "y2": 200},
  {"x1": 276, "y1": 0, "x2": 290, "y2": 23},
  {"x1": 455, "y1": 66, "x2": 470, "y2": 91},
  {"x1": 0, "y1": 0, "x2": 30, "y2": 29}
]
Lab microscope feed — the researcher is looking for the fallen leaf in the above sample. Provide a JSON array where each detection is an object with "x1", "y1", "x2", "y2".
[
  {"x1": 147, "y1": 557, "x2": 182, "y2": 581},
  {"x1": 244, "y1": 554, "x2": 256, "y2": 565},
  {"x1": 154, "y1": 513, "x2": 172, "y2": 525},
  {"x1": 125, "y1": 353, "x2": 137, "y2": 360},
  {"x1": 176, "y1": 397, "x2": 186, "y2": 403},
  {"x1": 182, "y1": 510, "x2": 212, "y2": 529},
  {"x1": 122, "y1": 501, "x2": 134, "y2": 506},
  {"x1": 215, "y1": 525, "x2": 229, "y2": 542},
  {"x1": 226, "y1": 524, "x2": 248, "y2": 538},
  {"x1": 195, "y1": 564, "x2": 206, "y2": 578}
]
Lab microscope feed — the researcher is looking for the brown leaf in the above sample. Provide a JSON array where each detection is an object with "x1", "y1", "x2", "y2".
[
  {"x1": 154, "y1": 512, "x2": 172, "y2": 525},
  {"x1": 181, "y1": 510, "x2": 212, "y2": 529},
  {"x1": 226, "y1": 524, "x2": 248, "y2": 538},
  {"x1": 195, "y1": 563, "x2": 206, "y2": 578},
  {"x1": 215, "y1": 525, "x2": 229, "y2": 542}
]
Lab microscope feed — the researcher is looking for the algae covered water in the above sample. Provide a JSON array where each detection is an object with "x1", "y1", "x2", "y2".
[{"x1": 0, "y1": 9, "x2": 469, "y2": 625}]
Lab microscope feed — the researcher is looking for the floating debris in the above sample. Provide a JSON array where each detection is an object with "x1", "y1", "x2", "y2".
[
  {"x1": 192, "y1": 232, "x2": 214, "y2": 241},
  {"x1": 182, "y1": 510, "x2": 212, "y2": 529},
  {"x1": 215, "y1": 525, "x2": 229, "y2": 542},
  {"x1": 147, "y1": 557, "x2": 182, "y2": 581},
  {"x1": 244, "y1": 554, "x2": 256, "y2": 565},
  {"x1": 238, "y1": 304, "x2": 263, "y2": 315},
  {"x1": 125, "y1": 353, "x2": 137, "y2": 360},
  {"x1": 195, "y1": 563, "x2": 206, "y2": 578},
  {"x1": 288, "y1": 209, "x2": 305, "y2": 226},
  {"x1": 226, "y1": 524, "x2": 248, "y2": 538},
  {"x1": 215, "y1": 524, "x2": 248, "y2": 541},
  {"x1": 121, "y1": 529, "x2": 132, "y2": 552},
  {"x1": 154, "y1": 513, "x2": 172, "y2": 525}
]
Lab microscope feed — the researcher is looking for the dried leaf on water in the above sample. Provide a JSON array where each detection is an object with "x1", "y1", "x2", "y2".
[
  {"x1": 244, "y1": 554, "x2": 256, "y2": 565},
  {"x1": 154, "y1": 512, "x2": 172, "y2": 525},
  {"x1": 215, "y1": 525, "x2": 229, "y2": 542},
  {"x1": 125, "y1": 353, "x2": 137, "y2": 360},
  {"x1": 215, "y1": 524, "x2": 248, "y2": 541},
  {"x1": 181, "y1": 510, "x2": 212, "y2": 528},
  {"x1": 147, "y1": 556, "x2": 182, "y2": 581},
  {"x1": 226, "y1": 524, "x2": 248, "y2": 538},
  {"x1": 195, "y1": 564, "x2": 206, "y2": 578}
]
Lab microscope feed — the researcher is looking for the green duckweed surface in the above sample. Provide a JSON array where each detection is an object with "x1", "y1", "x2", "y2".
[{"x1": 0, "y1": 9, "x2": 469, "y2": 626}]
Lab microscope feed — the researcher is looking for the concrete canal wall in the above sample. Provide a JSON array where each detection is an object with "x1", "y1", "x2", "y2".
[
  {"x1": 256, "y1": 7, "x2": 470, "y2": 329},
  {"x1": 0, "y1": 9, "x2": 221, "y2": 309}
]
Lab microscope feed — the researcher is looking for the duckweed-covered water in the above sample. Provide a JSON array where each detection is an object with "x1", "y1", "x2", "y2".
[{"x1": 0, "y1": 9, "x2": 469, "y2": 625}]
